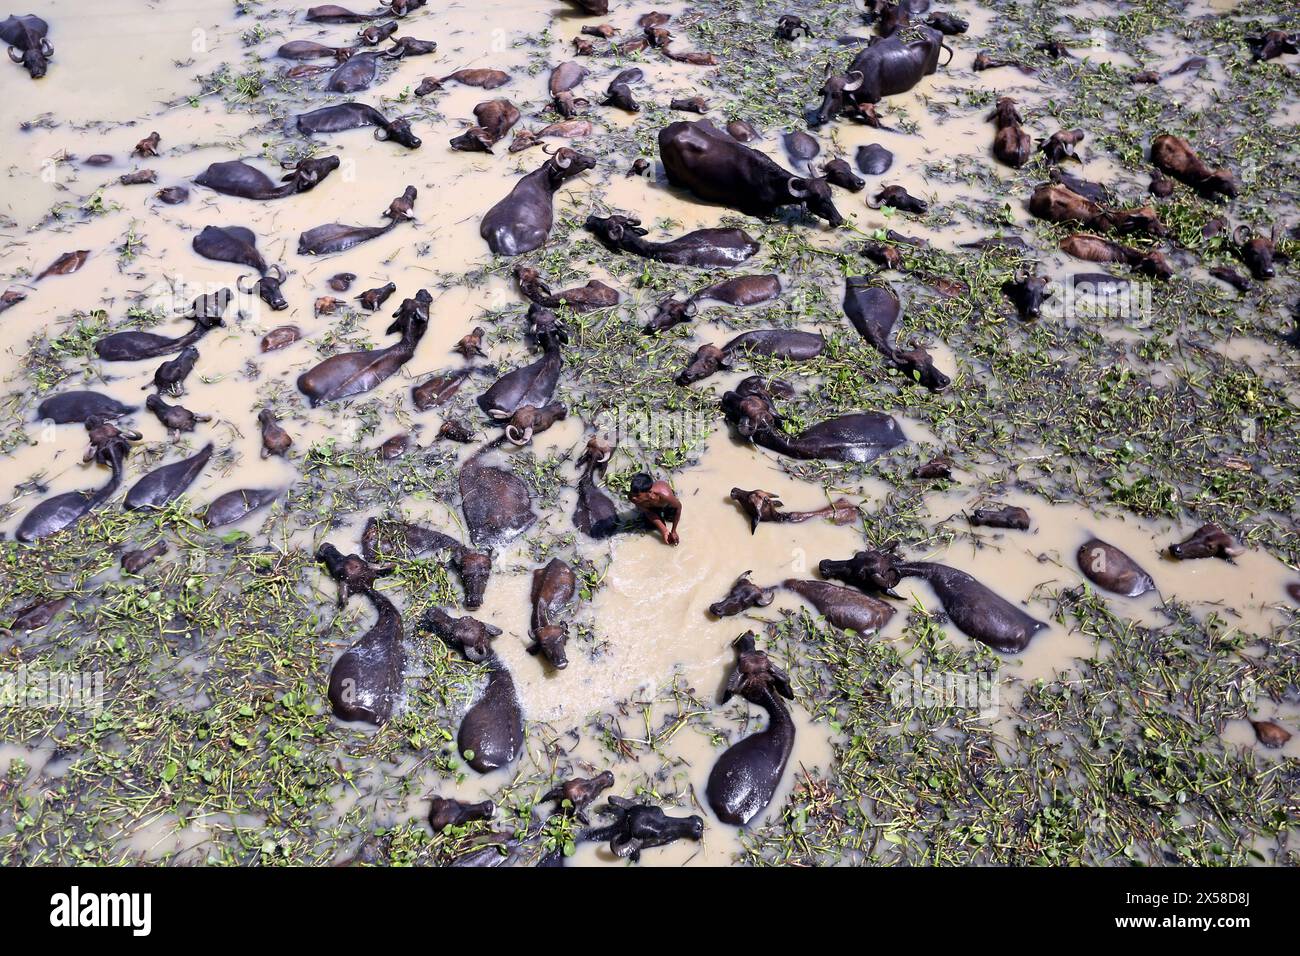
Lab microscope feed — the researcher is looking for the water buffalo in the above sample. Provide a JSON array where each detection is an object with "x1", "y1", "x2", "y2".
[
  {"x1": 450, "y1": 98, "x2": 520, "y2": 152},
  {"x1": 1060, "y1": 234, "x2": 1172, "y2": 279},
  {"x1": 95, "y1": 289, "x2": 231, "y2": 362},
  {"x1": 195, "y1": 157, "x2": 340, "y2": 199},
  {"x1": 602, "y1": 67, "x2": 642, "y2": 111},
  {"x1": 811, "y1": 26, "x2": 949, "y2": 126},
  {"x1": 418, "y1": 608, "x2": 522, "y2": 773},
  {"x1": 969, "y1": 505, "x2": 1030, "y2": 530},
  {"x1": 659, "y1": 119, "x2": 844, "y2": 226},
  {"x1": 147, "y1": 346, "x2": 201, "y2": 395},
  {"x1": 145, "y1": 395, "x2": 210, "y2": 434},
  {"x1": 1167, "y1": 523, "x2": 1241, "y2": 561},
  {"x1": 202, "y1": 488, "x2": 280, "y2": 527},
  {"x1": 722, "y1": 376, "x2": 907, "y2": 463},
  {"x1": 1233, "y1": 225, "x2": 1285, "y2": 280},
  {"x1": 649, "y1": 274, "x2": 782, "y2": 333},
  {"x1": 583, "y1": 797, "x2": 704, "y2": 862},
  {"x1": 316, "y1": 544, "x2": 404, "y2": 724},
  {"x1": 416, "y1": 68, "x2": 511, "y2": 94},
  {"x1": 584, "y1": 214, "x2": 760, "y2": 268},
  {"x1": 295, "y1": 102, "x2": 421, "y2": 148},
  {"x1": 297, "y1": 290, "x2": 429, "y2": 405},
  {"x1": 15, "y1": 420, "x2": 139, "y2": 542},
  {"x1": 1150, "y1": 134, "x2": 1236, "y2": 199},
  {"x1": 676, "y1": 330, "x2": 824, "y2": 385},
  {"x1": 276, "y1": 40, "x2": 357, "y2": 60},
  {"x1": 480, "y1": 147, "x2": 594, "y2": 255},
  {"x1": 514, "y1": 265, "x2": 619, "y2": 312},
  {"x1": 192, "y1": 226, "x2": 289, "y2": 310},
  {"x1": 529, "y1": 558, "x2": 576, "y2": 669},
  {"x1": 306, "y1": 1, "x2": 425, "y2": 23},
  {"x1": 784, "y1": 579, "x2": 895, "y2": 634},
  {"x1": 122, "y1": 541, "x2": 168, "y2": 574},
  {"x1": 708, "y1": 572, "x2": 775, "y2": 617},
  {"x1": 477, "y1": 316, "x2": 562, "y2": 419},
  {"x1": 1002, "y1": 273, "x2": 1052, "y2": 321},
  {"x1": 460, "y1": 449, "x2": 537, "y2": 548},
  {"x1": 542, "y1": 771, "x2": 615, "y2": 823},
  {"x1": 123, "y1": 442, "x2": 213, "y2": 511},
  {"x1": 707, "y1": 633, "x2": 795, "y2": 825},
  {"x1": 1077, "y1": 538, "x2": 1156, "y2": 597},
  {"x1": 842, "y1": 277, "x2": 949, "y2": 390},
  {"x1": 820, "y1": 549, "x2": 1047, "y2": 653},
  {"x1": 2, "y1": 14, "x2": 50, "y2": 79},
  {"x1": 36, "y1": 391, "x2": 134, "y2": 425},
  {"x1": 989, "y1": 97, "x2": 1031, "y2": 168},
  {"x1": 258, "y1": 409, "x2": 293, "y2": 458},
  {"x1": 728, "y1": 487, "x2": 855, "y2": 531},
  {"x1": 362, "y1": 518, "x2": 491, "y2": 609}
]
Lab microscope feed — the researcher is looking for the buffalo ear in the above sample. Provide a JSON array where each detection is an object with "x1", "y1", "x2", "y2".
[
  {"x1": 787, "y1": 177, "x2": 810, "y2": 198},
  {"x1": 843, "y1": 70, "x2": 864, "y2": 92}
]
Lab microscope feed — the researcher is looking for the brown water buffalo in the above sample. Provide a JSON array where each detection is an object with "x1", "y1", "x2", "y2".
[{"x1": 1150, "y1": 134, "x2": 1236, "y2": 199}]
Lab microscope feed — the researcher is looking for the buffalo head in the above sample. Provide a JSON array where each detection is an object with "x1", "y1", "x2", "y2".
[
  {"x1": 810, "y1": 69, "x2": 864, "y2": 127},
  {"x1": 1001, "y1": 274, "x2": 1052, "y2": 321},
  {"x1": 584, "y1": 214, "x2": 648, "y2": 249},
  {"x1": 375, "y1": 117, "x2": 422, "y2": 149},
  {"x1": 8, "y1": 37, "x2": 51, "y2": 79},
  {"x1": 281, "y1": 155, "x2": 340, "y2": 194},
  {"x1": 239, "y1": 265, "x2": 289, "y2": 312},
  {"x1": 819, "y1": 548, "x2": 903, "y2": 595},
  {"x1": 544, "y1": 146, "x2": 596, "y2": 184},
  {"x1": 787, "y1": 173, "x2": 844, "y2": 226},
  {"x1": 1234, "y1": 225, "x2": 1283, "y2": 281}
]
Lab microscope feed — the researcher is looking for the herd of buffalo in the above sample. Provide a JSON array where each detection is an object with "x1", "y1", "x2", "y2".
[{"x1": 4, "y1": 0, "x2": 1297, "y2": 864}]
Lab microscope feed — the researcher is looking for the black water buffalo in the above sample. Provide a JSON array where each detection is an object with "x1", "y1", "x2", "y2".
[
  {"x1": 2, "y1": 14, "x2": 51, "y2": 79},
  {"x1": 195, "y1": 156, "x2": 340, "y2": 200},
  {"x1": 659, "y1": 120, "x2": 843, "y2": 226},
  {"x1": 810, "y1": 26, "x2": 949, "y2": 126},
  {"x1": 480, "y1": 147, "x2": 595, "y2": 255}
]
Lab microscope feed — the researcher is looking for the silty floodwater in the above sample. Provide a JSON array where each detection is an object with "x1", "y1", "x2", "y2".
[{"x1": 1, "y1": 0, "x2": 1297, "y2": 866}]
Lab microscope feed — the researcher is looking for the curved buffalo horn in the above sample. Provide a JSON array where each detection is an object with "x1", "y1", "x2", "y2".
[
  {"x1": 541, "y1": 143, "x2": 556, "y2": 155},
  {"x1": 787, "y1": 176, "x2": 810, "y2": 198},
  {"x1": 237, "y1": 274, "x2": 258, "y2": 293},
  {"x1": 7, "y1": 46, "x2": 22, "y2": 63},
  {"x1": 505, "y1": 424, "x2": 532, "y2": 445},
  {"x1": 554, "y1": 151, "x2": 573, "y2": 169},
  {"x1": 374, "y1": 126, "x2": 390, "y2": 140},
  {"x1": 280, "y1": 158, "x2": 300, "y2": 170},
  {"x1": 1233, "y1": 225, "x2": 1252, "y2": 246},
  {"x1": 843, "y1": 70, "x2": 864, "y2": 92},
  {"x1": 939, "y1": 43, "x2": 955, "y2": 67},
  {"x1": 270, "y1": 263, "x2": 287, "y2": 282},
  {"x1": 40, "y1": 39, "x2": 53, "y2": 57},
  {"x1": 684, "y1": 299, "x2": 699, "y2": 317},
  {"x1": 487, "y1": 408, "x2": 511, "y2": 420}
]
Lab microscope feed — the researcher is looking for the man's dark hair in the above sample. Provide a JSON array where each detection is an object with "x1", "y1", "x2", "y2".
[{"x1": 629, "y1": 473, "x2": 653, "y2": 494}]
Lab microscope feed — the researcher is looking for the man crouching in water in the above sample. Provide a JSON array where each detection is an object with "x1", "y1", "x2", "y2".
[{"x1": 628, "y1": 472, "x2": 681, "y2": 546}]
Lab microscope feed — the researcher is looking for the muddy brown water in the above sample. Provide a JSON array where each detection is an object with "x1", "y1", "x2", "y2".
[{"x1": 1, "y1": 0, "x2": 1297, "y2": 865}]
